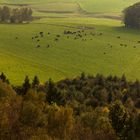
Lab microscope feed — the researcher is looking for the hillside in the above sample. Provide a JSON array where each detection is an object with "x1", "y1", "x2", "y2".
[
  {"x1": 0, "y1": 18, "x2": 140, "y2": 84},
  {"x1": 0, "y1": 0, "x2": 139, "y2": 18},
  {"x1": 0, "y1": 1, "x2": 140, "y2": 140},
  {"x1": 0, "y1": 1, "x2": 139, "y2": 84}
]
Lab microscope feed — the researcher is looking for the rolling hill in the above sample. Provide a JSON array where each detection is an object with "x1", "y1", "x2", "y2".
[
  {"x1": 0, "y1": 0, "x2": 140, "y2": 18},
  {"x1": 0, "y1": 0, "x2": 140, "y2": 84},
  {"x1": 0, "y1": 18, "x2": 140, "y2": 84}
]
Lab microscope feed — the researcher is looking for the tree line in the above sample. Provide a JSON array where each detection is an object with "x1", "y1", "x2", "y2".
[
  {"x1": 0, "y1": 6, "x2": 33, "y2": 23},
  {"x1": 0, "y1": 72, "x2": 139, "y2": 140}
]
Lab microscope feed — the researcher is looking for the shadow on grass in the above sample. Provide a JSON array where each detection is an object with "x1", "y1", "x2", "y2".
[{"x1": 114, "y1": 26, "x2": 140, "y2": 35}]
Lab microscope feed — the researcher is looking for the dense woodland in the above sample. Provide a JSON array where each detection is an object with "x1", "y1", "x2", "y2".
[
  {"x1": 0, "y1": 6, "x2": 32, "y2": 23},
  {"x1": 0, "y1": 72, "x2": 139, "y2": 140}
]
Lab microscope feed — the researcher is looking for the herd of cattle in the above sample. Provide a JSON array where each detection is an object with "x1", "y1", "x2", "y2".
[
  {"x1": 15, "y1": 29, "x2": 140, "y2": 55},
  {"x1": 30, "y1": 29, "x2": 104, "y2": 49}
]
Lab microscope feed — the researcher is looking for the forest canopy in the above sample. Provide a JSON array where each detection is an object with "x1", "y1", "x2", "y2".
[{"x1": 0, "y1": 73, "x2": 139, "y2": 140}]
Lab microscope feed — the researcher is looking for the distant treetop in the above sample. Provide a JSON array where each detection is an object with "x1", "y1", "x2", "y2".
[
  {"x1": 0, "y1": 6, "x2": 33, "y2": 23},
  {"x1": 123, "y1": 2, "x2": 140, "y2": 28}
]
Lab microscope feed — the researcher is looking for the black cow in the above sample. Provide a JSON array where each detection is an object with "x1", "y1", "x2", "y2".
[{"x1": 36, "y1": 45, "x2": 40, "y2": 48}]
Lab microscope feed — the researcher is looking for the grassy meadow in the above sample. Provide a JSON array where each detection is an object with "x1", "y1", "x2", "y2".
[
  {"x1": 0, "y1": 0, "x2": 139, "y2": 84},
  {"x1": 0, "y1": 18, "x2": 140, "y2": 84}
]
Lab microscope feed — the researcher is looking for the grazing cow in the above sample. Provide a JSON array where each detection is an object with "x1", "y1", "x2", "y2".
[
  {"x1": 56, "y1": 35, "x2": 60, "y2": 37},
  {"x1": 32, "y1": 37, "x2": 34, "y2": 40},
  {"x1": 133, "y1": 46, "x2": 136, "y2": 48},
  {"x1": 47, "y1": 45, "x2": 50, "y2": 48},
  {"x1": 35, "y1": 35, "x2": 38, "y2": 38},
  {"x1": 40, "y1": 32, "x2": 43, "y2": 35},
  {"x1": 104, "y1": 52, "x2": 106, "y2": 55},
  {"x1": 99, "y1": 33, "x2": 103, "y2": 35},
  {"x1": 137, "y1": 41, "x2": 140, "y2": 43},
  {"x1": 48, "y1": 32, "x2": 50, "y2": 35},
  {"x1": 117, "y1": 36, "x2": 120, "y2": 39},
  {"x1": 65, "y1": 31, "x2": 71, "y2": 34},
  {"x1": 78, "y1": 34, "x2": 82, "y2": 38},
  {"x1": 55, "y1": 38, "x2": 58, "y2": 41},
  {"x1": 37, "y1": 45, "x2": 40, "y2": 48},
  {"x1": 37, "y1": 39, "x2": 40, "y2": 42},
  {"x1": 15, "y1": 37, "x2": 18, "y2": 39},
  {"x1": 68, "y1": 31, "x2": 71, "y2": 34}
]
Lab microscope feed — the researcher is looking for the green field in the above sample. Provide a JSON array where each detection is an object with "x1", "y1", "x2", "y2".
[
  {"x1": 0, "y1": 0, "x2": 140, "y2": 84},
  {"x1": 1, "y1": 17, "x2": 140, "y2": 84}
]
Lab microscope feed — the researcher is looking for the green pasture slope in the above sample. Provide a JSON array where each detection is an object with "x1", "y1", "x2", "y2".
[
  {"x1": 0, "y1": 0, "x2": 140, "y2": 84},
  {"x1": 1, "y1": 18, "x2": 140, "y2": 84}
]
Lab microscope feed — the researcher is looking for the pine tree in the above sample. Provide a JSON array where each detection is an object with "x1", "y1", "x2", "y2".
[
  {"x1": 32, "y1": 75, "x2": 40, "y2": 89},
  {"x1": 0, "y1": 72, "x2": 6, "y2": 82},
  {"x1": 22, "y1": 76, "x2": 31, "y2": 95}
]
